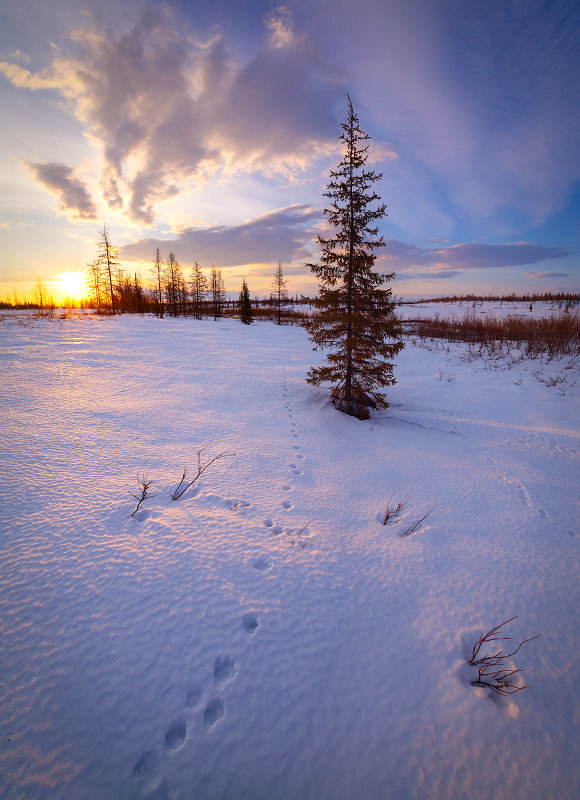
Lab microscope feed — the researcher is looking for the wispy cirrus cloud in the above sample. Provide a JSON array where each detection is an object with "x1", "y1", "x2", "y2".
[
  {"x1": 0, "y1": 6, "x2": 344, "y2": 224},
  {"x1": 26, "y1": 162, "x2": 97, "y2": 219},
  {"x1": 381, "y1": 240, "x2": 573, "y2": 280},
  {"x1": 523, "y1": 271, "x2": 568, "y2": 278},
  {"x1": 120, "y1": 204, "x2": 319, "y2": 267}
]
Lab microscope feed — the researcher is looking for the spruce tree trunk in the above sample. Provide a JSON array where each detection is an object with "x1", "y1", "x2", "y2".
[{"x1": 345, "y1": 128, "x2": 355, "y2": 403}]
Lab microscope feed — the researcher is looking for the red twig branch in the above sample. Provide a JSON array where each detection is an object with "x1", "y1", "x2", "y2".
[
  {"x1": 172, "y1": 442, "x2": 234, "y2": 500},
  {"x1": 468, "y1": 617, "x2": 542, "y2": 695}
]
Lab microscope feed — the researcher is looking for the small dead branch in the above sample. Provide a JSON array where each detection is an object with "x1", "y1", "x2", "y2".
[
  {"x1": 171, "y1": 442, "x2": 234, "y2": 500},
  {"x1": 130, "y1": 474, "x2": 155, "y2": 517},
  {"x1": 383, "y1": 492, "x2": 410, "y2": 525},
  {"x1": 400, "y1": 505, "x2": 435, "y2": 537},
  {"x1": 469, "y1": 617, "x2": 542, "y2": 695},
  {"x1": 288, "y1": 522, "x2": 315, "y2": 548}
]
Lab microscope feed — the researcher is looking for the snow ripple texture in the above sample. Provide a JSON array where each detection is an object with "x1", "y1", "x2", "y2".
[{"x1": 0, "y1": 311, "x2": 579, "y2": 800}]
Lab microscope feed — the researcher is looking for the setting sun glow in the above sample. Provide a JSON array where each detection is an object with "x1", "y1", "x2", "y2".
[{"x1": 57, "y1": 271, "x2": 87, "y2": 302}]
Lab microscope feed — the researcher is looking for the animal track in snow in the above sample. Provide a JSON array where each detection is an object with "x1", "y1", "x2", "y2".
[
  {"x1": 204, "y1": 698, "x2": 224, "y2": 727},
  {"x1": 253, "y1": 555, "x2": 272, "y2": 572},
  {"x1": 214, "y1": 655, "x2": 235, "y2": 684},
  {"x1": 132, "y1": 509, "x2": 160, "y2": 523},
  {"x1": 271, "y1": 525, "x2": 283, "y2": 535},
  {"x1": 186, "y1": 685, "x2": 204, "y2": 708},
  {"x1": 292, "y1": 445, "x2": 300, "y2": 451},
  {"x1": 292, "y1": 469, "x2": 302, "y2": 475},
  {"x1": 227, "y1": 498, "x2": 252, "y2": 510},
  {"x1": 263, "y1": 518, "x2": 274, "y2": 528},
  {"x1": 282, "y1": 500, "x2": 293, "y2": 510},
  {"x1": 165, "y1": 719, "x2": 186, "y2": 751},
  {"x1": 133, "y1": 750, "x2": 162, "y2": 781},
  {"x1": 242, "y1": 613, "x2": 259, "y2": 635},
  {"x1": 282, "y1": 484, "x2": 294, "y2": 491}
]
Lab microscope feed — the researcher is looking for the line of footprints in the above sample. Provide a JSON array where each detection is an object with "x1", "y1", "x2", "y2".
[
  {"x1": 261, "y1": 370, "x2": 311, "y2": 544},
  {"x1": 133, "y1": 370, "x2": 309, "y2": 785},
  {"x1": 133, "y1": 616, "x2": 258, "y2": 784}
]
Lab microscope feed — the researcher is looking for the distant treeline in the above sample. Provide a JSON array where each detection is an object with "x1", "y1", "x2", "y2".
[
  {"x1": 3, "y1": 289, "x2": 578, "y2": 317},
  {"x1": 397, "y1": 291, "x2": 579, "y2": 306},
  {"x1": 0, "y1": 281, "x2": 310, "y2": 323}
]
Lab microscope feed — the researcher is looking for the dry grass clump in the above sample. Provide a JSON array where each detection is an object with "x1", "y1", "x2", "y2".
[{"x1": 405, "y1": 311, "x2": 579, "y2": 359}]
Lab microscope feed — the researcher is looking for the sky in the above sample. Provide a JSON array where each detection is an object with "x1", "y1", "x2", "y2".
[{"x1": 0, "y1": 0, "x2": 579, "y2": 302}]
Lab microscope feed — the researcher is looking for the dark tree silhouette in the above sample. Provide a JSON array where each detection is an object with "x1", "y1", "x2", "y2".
[
  {"x1": 305, "y1": 95, "x2": 403, "y2": 419},
  {"x1": 239, "y1": 279, "x2": 253, "y2": 324},
  {"x1": 153, "y1": 248, "x2": 164, "y2": 317},
  {"x1": 210, "y1": 268, "x2": 226, "y2": 320},
  {"x1": 190, "y1": 262, "x2": 207, "y2": 319},
  {"x1": 165, "y1": 252, "x2": 182, "y2": 317},
  {"x1": 97, "y1": 225, "x2": 121, "y2": 313}
]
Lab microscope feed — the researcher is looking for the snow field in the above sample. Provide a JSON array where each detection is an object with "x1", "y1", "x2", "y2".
[{"x1": 0, "y1": 311, "x2": 578, "y2": 799}]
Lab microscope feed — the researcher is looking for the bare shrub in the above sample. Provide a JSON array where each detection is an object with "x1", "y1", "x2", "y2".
[
  {"x1": 468, "y1": 617, "x2": 542, "y2": 695},
  {"x1": 172, "y1": 442, "x2": 234, "y2": 500},
  {"x1": 287, "y1": 522, "x2": 315, "y2": 548},
  {"x1": 399, "y1": 505, "x2": 435, "y2": 538},
  {"x1": 130, "y1": 474, "x2": 155, "y2": 517},
  {"x1": 382, "y1": 493, "x2": 410, "y2": 525}
]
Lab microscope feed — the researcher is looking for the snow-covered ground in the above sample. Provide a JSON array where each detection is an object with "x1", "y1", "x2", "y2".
[
  {"x1": 0, "y1": 311, "x2": 578, "y2": 800},
  {"x1": 396, "y1": 298, "x2": 576, "y2": 320}
]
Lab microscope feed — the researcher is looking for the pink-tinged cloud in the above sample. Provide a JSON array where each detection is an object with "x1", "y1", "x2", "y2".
[
  {"x1": 523, "y1": 271, "x2": 568, "y2": 278},
  {"x1": 26, "y1": 162, "x2": 97, "y2": 219},
  {"x1": 120, "y1": 205, "x2": 319, "y2": 267},
  {"x1": 1, "y1": 7, "x2": 343, "y2": 224}
]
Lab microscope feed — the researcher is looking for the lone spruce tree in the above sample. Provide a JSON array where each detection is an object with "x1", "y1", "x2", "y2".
[
  {"x1": 239, "y1": 279, "x2": 253, "y2": 324},
  {"x1": 305, "y1": 95, "x2": 403, "y2": 419}
]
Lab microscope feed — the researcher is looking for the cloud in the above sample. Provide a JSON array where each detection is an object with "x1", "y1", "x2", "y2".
[
  {"x1": 524, "y1": 271, "x2": 568, "y2": 278},
  {"x1": 120, "y1": 204, "x2": 319, "y2": 267},
  {"x1": 26, "y1": 162, "x2": 98, "y2": 219},
  {"x1": 266, "y1": 6, "x2": 299, "y2": 49},
  {"x1": 1, "y1": 6, "x2": 344, "y2": 224},
  {"x1": 380, "y1": 240, "x2": 573, "y2": 278},
  {"x1": 395, "y1": 269, "x2": 462, "y2": 281}
]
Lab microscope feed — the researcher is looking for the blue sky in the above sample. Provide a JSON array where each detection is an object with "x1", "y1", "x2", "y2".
[{"x1": 1, "y1": 0, "x2": 578, "y2": 300}]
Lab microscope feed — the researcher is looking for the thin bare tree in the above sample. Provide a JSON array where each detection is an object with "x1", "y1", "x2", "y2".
[
  {"x1": 153, "y1": 247, "x2": 164, "y2": 318},
  {"x1": 97, "y1": 224, "x2": 121, "y2": 313},
  {"x1": 272, "y1": 261, "x2": 288, "y2": 325},
  {"x1": 210, "y1": 268, "x2": 226, "y2": 320},
  {"x1": 32, "y1": 277, "x2": 48, "y2": 314},
  {"x1": 190, "y1": 262, "x2": 208, "y2": 319}
]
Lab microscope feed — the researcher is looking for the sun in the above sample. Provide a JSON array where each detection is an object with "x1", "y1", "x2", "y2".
[{"x1": 57, "y1": 271, "x2": 87, "y2": 301}]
